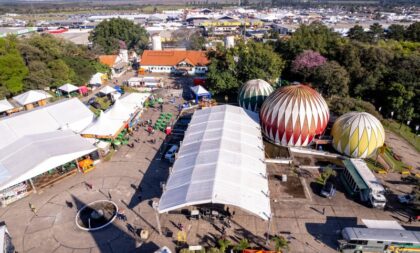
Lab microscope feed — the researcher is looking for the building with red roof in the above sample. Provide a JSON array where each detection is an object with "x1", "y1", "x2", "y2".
[{"x1": 140, "y1": 50, "x2": 209, "y2": 75}]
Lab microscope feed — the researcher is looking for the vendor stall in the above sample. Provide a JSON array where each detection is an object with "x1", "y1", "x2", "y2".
[
  {"x1": 78, "y1": 158, "x2": 94, "y2": 174},
  {"x1": 0, "y1": 182, "x2": 30, "y2": 207}
]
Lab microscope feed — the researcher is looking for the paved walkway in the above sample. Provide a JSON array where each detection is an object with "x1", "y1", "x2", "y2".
[{"x1": 385, "y1": 129, "x2": 420, "y2": 171}]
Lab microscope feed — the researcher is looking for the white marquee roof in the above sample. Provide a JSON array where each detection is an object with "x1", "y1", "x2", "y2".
[
  {"x1": 58, "y1": 83, "x2": 79, "y2": 93},
  {"x1": 99, "y1": 86, "x2": 116, "y2": 95},
  {"x1": 0, "y1": 130, "x2": 96, "y2": 191},
  {"x1": 105, "y1": 100, "x2": 133, "y2": 121},
  {"x1": 158, "y1": 105, "x2": 271, "y2": 220},
  {"x1": 13, "y1": 90, "x2": 52, "y2": 106},
  {"x1": 190, "y1": 85, "x2": 210, "y2": 96},
  {"x1": 0, "y1": 98, "x2": 94, "y2": 149},
  {"x1": 0, "y1": 99, "x2": 14, "y2": 113},
  {"x1": 81, "y1": 111, "x2": 124, "y2": 138},
  {"x1": 119, "y1": 92, "x2": 150, "y2": 111}
]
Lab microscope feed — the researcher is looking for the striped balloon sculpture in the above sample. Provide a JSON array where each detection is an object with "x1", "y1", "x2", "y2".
[
  {"x1": 260, "y1": 84, "x2": 329, "y2": 146},
  {"x1": 332, "y1": 112, "x2": 385, "y2": 158},
  {"x1": 238, "y1": 79, "x2": 274, "y2": 112}
]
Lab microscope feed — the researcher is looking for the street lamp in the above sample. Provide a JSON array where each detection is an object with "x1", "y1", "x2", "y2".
[{"x1": 224, "y1": 95, "x2": 229, "y2": 104}]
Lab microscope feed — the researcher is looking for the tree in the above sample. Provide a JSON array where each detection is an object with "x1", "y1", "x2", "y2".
[
  {"x1": 0, "y1": 37, "x2": 28, "y2": 97},
  {"x1": 24, "y1": 61, "x2": 52, "y2": 90},
  {"x1": 206, "y1": 41, "x2": 285, "y2": 95},
  {"x1": 369, "y1": 23, "x2": 384, "y2": 42},
  {"x1": 89, "y1": 18, "x2": 149, "y2": 54},
  {"x1": 277, "y1": 22, "x2": 341, "y2": 59},
  {"x1": 234, "y1": 239, "x2": 249, "y2": 251},
  {"x1": 383, "y1": 82, "x2": 415, "y2": 121},
  {"x1": 272, "y1": 235, "x2": 289, "y2": 252},
  {"x1": 386, "y1": 24, "x2": 406, "y2": 41},
  {"x1": 328, "y1": 96, "x2": 383, "y2": 120},
  {"x1": 218, "y1": 238, "x2": 231, "y2": 253},
  {"x1": 312, "y1": 61, "x2": 349, "y2": 97},
  {"x1": 405, "y1": 22, "x2": 420, "y2": 42},
  {"x1": 291, "y1": 50, "x2": 326, "y2": 81},
  {"x1": 316, "y1": 166, "x2": 337, "y2": 186},
  {"x1": 347, "y1": 25, "x2": 369, "y2": 42},
  {"x1": 48, "y1": 59, "x2": 75, "y2": 86}
]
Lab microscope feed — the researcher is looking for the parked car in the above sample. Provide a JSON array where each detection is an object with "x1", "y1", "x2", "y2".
[
  {"x1": 87, "y1": 97, "x2": 96, "y2": 105},
  {"x1": 398, "y1": 194, "x2": 415, "y2": 205},
  {"x1": 321, "y1": 182, "x2": 336, "y2": 199},
  {"x1": 164, "y1": 145, "x2": 179, "y2": 161}
]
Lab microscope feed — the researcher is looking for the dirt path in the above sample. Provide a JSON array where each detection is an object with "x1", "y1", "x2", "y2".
[{"x1": 384, "y1": 129, "x2": 420, "y2": 171}]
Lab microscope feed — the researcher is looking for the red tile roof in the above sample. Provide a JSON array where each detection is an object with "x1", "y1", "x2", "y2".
[
  {"x1": 140, "y1": 50, "x2": 209, "y2": 66},
  {"x1": 99, "y1": 55, "x2": 118, "y2": 67}
]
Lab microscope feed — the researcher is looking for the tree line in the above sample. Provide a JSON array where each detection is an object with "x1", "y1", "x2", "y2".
[
  {"x1": 206, "y1": 21, "x2": 420, "y2": 127},
  {"x1": 0, "y1": 34, "x2": 108, "y2": 99}
]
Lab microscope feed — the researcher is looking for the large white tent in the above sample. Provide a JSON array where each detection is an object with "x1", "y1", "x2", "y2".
[
  {"x1": 58, "y1": 83, "x2": 79, "y2": 94},
  {"x1": 158, "y1": 105, "x2": 271, "y2": 220},
  {"x1": 119, "y1": 93, "x2": 150, "y2": 111},
  {"x1": 0, "y1": 99, "x2": 14, "y2": 113},
  {"x1": 13, "y1": 90, "x2": 52, "y2": 106},
  {"x1": 0, "y1": 98, "x2": 94, "y2": 149},
  {"x1": 81, "y1": 111, "x2": 124, "y2": 138},
  {"x1": 105, "y1": 100, "x2": 133, "y2": 121},
  {"x1": 0, "y1": 130, "x2": 96, "y2": 191}
]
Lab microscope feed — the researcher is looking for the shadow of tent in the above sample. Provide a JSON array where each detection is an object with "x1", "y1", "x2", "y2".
[
  {"x1": 305, "y1": 216, "x2": 358, "y2": 251},
  {"x1": 126, "y1": 139, "x2": 171, "y2": 209},
  {"x1": 71, "y1": 194, "x2": 142, "y2": 253}
]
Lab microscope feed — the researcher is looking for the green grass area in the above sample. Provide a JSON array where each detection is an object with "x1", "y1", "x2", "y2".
[
  {"x1": 365, "y1": 158, "x2": 386, "y2": 173},
  {"x1": 383, "y1": 119, "x2": 420, "y2": 152},
  {"x1": 381, "y1": 147, "x2": 408, "y2": 172},
  {"x1": 88, "y1": 96, "x2": 112, "y2": 115}
]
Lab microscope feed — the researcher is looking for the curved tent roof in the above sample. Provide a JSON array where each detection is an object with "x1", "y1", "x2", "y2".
[
  {"x1": 13, "y1": 90, "x2": 52, "y2": 106},
  {"x1": 58, "y1": 83, "x2": 79, "y2": 93},
  {"x1": 158, "y1": 105, "x2": 271, "y2": 220},
  {"x1": 0, "y1": 130, "x2": 96, "y2": 191}
]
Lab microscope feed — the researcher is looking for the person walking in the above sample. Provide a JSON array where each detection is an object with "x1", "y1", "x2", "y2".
[{"x1": 408, "y1": 216, "x2": 413, "y2": 224}]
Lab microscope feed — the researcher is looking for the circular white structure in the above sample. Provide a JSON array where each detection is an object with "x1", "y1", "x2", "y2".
[
  {"x1": 152, "y1": 35, "x2": 162, "y2": 51},
  {"x1": 75, "y1": 200, "x2": 118, "y2": 231},
  {"x1": 332, "y1": 112, "x2": 385, "y2": 158}
]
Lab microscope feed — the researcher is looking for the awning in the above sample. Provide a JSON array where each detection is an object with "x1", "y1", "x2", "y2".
[
  {"x1": 0, "y1": 99, "x2": 14, "y2": 113},
  {"x1": 0, "y1": 130, "x2": 96, "y2": 191},
  {"x1": 13, "y1": 90, "x2": 52, "y2": 106},
  {"x1": 190, "y1": 85, "x2": 210, "y2": 96},
  {"x1": 158, "y1": 105, "x2": 271, "y2": 220},
  {"x1": 99, "y1": 86, "x2": 116, "y2": 95}
]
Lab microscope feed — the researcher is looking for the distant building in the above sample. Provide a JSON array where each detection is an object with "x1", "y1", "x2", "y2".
[
  {"x1": 98, "y1": 49, "x2": 128, "y2": 78},
  {"x1": 140, "y1": 50, "x2": 209, "y2": 75}
]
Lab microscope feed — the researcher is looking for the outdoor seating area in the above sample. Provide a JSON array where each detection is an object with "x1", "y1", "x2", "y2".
[{"x1": 154, "y1": 112, "x2": 173, "y2": 132}]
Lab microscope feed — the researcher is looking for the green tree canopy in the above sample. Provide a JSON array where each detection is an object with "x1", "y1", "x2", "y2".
[
  {"x1": 405, "y1": 22, "x2": 420, "y2": 42},
  {"x1": 89, "y1": 18, "x2": 149, "y2": 54},
  {"x1": 347, "y1": 25, "x2": 369, "y2": 42},
  {"x1": 386, "y1": 24, "x2": 406, "y2": 41},
  {"x1": 312, "y1": 61, "x2": 349, "y2": 97},
  {"x1": 206, "y1": 41, "x2": 284, "y2": 95},
  {"x1": 0, "y1": 36, "x2": 28, "y2": 97}
]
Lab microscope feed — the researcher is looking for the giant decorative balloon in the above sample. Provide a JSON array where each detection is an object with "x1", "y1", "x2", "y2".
[
  {"x1": 260, "y1": 84, "x2": 329, "y2": 146},
  {"x1": 238, "y1": 79, "x2": 274, "y2": 112},
  {"x1": 332, "y1": 112, "x2": 385, "y2": 158}
]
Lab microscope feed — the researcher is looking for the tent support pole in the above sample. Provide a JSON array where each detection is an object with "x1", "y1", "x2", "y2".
[
  {"x1": 265, "y1": 214, "x2": 272, "y2": 245},
  {"x1": 154, "y1": 210, "x2": 162, "y2": 235},
  {"x1": 75, "y1": 158, "x2": 81, "y2": 173},
  {"x1": 29, "y1": 179, "x2": 37, "y2": 193}
]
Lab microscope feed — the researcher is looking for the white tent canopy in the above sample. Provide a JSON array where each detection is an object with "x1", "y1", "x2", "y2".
[
  {"x1": 105, "y1": 100, "x2": 133, "y2": 121},
  {"x1": 99, "y1": 86, "x2": 116, "y2": 95},
  {"x1": 158, "y1": 105, "x2": 271, "y2": 220},
  {"x1": 0, "y1": 130, "x2": 96, "y2": 191},
  {"x1": 58, "y1": 83, "x2": 79, "y2": 93},
  {"x1": 0, "y1": 98, "x2": 94, "y2": 149},
  {"x1": 81, "y1": 111, "x2": 124, "y2": 138},
  {"x1": 190, "y1": 85, "x2": 210, "y2": 96},
  {"x1": 89, "y1": 73, "x2": 104, "y2": 85},
  {"x1": 119, "y1": 93, "x2": 150, "y2": 111},
  {"x1": 13, "y1": 90, "x2": 52, "y2": 106},
  {"x1": 0, "y1": 99, "x2": 14, "y2": 113}
]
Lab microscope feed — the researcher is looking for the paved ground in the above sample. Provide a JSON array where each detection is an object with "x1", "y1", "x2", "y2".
[{"x1": 1, "y1": 75, "x2": 420, "y2": 253}]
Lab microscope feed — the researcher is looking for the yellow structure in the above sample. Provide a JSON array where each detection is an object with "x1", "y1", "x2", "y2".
[{"x1": 331, "y1": 112, "x2": 385, "y2": 158}]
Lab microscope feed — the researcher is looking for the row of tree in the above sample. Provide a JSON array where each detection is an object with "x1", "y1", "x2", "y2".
[
  {"x1": 0, "y1": 34, "x2": 108, "y2": 98},
  {"x1": 348, "y1": 22, "x2": 420, "y2": 43},
  {"x1": 206, "y1": 21, "x2": 419, "y2": 126}
]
